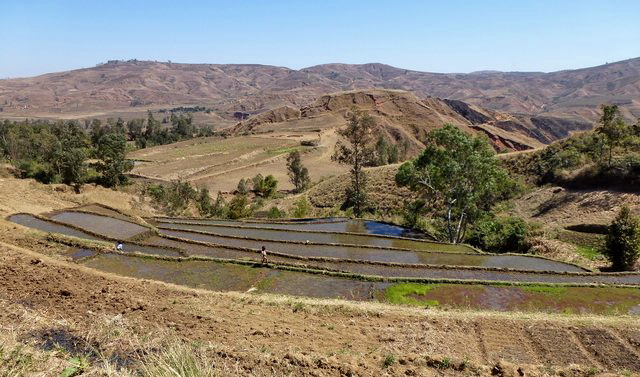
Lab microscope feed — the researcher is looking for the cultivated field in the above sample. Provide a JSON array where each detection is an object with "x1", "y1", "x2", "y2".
[
  {"x1": 128, "y1": 131, "x2": 347, "y2": 192},
  {"x1": 1, "y1": 179, "x2": 640, "y2": 375}
]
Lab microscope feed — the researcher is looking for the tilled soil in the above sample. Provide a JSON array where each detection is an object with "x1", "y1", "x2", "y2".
[{"x1": 1, "y1": 238, "x2": 640, "y2": 375}]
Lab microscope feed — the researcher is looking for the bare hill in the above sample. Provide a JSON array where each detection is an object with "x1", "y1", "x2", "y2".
[
  {"x1": 229, "y1": 89, "x2": 590, "y2": 151},
  {"x1": 1, "y1": 58, "x2": 639, "y2": 123}
]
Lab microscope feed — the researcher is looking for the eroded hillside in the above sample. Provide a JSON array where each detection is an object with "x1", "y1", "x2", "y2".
[{"x1": 1, "y1": 58, "x2": 639, "y2": 123}]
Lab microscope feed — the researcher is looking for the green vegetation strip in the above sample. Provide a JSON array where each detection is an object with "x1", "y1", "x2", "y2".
[{"x1": 383, "y1": 283, "x2": 640, "y2": 314}]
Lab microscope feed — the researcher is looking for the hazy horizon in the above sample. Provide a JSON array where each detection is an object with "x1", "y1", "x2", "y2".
[{"x1": 2, "y1": 0, "x2": 640, "y2": 78}]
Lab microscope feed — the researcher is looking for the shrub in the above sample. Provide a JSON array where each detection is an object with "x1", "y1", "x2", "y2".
[
  {"x1": 266, "y1": 206, "x2": 286, "y2": 219},
  {"x1": 236, "y1": 178, "x2": 249, "y2": 195},
  {"x1": 195, "y1": 188, "x2": 214, "y2": 217},
  {"x1": 290, "y1": 197, "x2": 311, "y2": 218},
  {"x1": 602, "y1": 206, "x2": 640, "y2": 270},
  {"x1": 251, "y1": 174, "x2": 278, "y2": 198},
  {"x1": 401, "y1": 200, "x2": 427, "y2": 228},
  {"x1": 226, "y1": 194, "x2": 253, "y2": 219},
  {"x1": 466, "y1": 215, "x2": 529, "y2": 253},
  {"x1": 146, "y1": 181, "x2": 197, "y2": 216},
  {"x1": 382, "y1": 354, "x2": 396, "y2": 368},
  {"x1": 211, "y1": 191, "x2": 227, "y2": 218}
]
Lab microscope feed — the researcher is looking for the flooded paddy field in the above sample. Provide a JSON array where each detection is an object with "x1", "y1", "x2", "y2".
[
  {"x1": 154, "y1": 217, "x2": 429, "y2": 239},
  {"x1": 70, "y1": 204, "x2": 135, "y2": 222},
  {"x1": 50, "y1": 211, "x2": 149, "y2": 240},
  {"x1": 156, "y1": 222, "x2": 456, "y2": 252},
  {"x1": 8, "y1": 214, "x2": 103, "y2": 241},
  {"x1": 84, "y1": 253, "x2": 378, "y2": 301},
  {"x1": 130, "y1": 236, "x2": 640, "y2": 285},
  {"x1": 81, "y1": 253, "x2": 640, "y2": 315},
  {"x1": 157, "y1": 228, "x2": 585, "y2": 272},
  {"x1": 9, "y1": 205, "x2": 640, "y2": 315},
  {"x1": 381, "y1": 283, "x2": 640, "y2": 315}
]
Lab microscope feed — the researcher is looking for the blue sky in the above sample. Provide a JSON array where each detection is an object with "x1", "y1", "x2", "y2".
[{"x1": 1, "y1": 0, "x2": 639, "y2": 78}]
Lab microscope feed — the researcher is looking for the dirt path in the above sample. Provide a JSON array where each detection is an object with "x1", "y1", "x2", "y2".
[{"x1": 1, "y1": 233, "x2": 639, "y2": 375}]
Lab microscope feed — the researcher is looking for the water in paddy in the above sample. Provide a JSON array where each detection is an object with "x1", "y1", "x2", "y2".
[
  {"x1": 81, "y1": 253, "x2": 639, "y2": 315},
  {"x1": 51, "y1": 212, "x2": 149, "y2": 240},
  {"x1": 135, "y1": 236, "x2": 636, "y2": 284},
  {"x1": 8, "y1": 214, "x2": 102, "y2": 241},
  {"x1": 118, "y1": 243, "x2": 182, "y2": 257},
  {"x1": 157, "y1": 223, "x2": 469, "y2": 252},
  {"x1": 69, "y1": 248, "x2": 98, "y2": 261},
  {"x1": 84, "y1": 253, "x2": 378, "y2": 300},
  {"x1": 159, "y1": 229, "x2": 585, "y2": 272},
  {"x1": 154, "y1": 218, "x2": 430, "y2": 239},
  {"x1": 382, "y1": 283, "x2": 640, "y2": 315}
]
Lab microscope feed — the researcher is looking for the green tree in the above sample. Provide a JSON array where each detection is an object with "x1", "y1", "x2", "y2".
[
  {"x1": 603, "y1": 206, "x2": 640, "y2": 271},
  {"x1": 286, "y1": 151, "x2": 310, "y2": 193},
  {"x1": 212, "y1": 191, "x2": 227, "y2": 217},
  {"x1": 332, "y1": 109, "x2": 376, "y2": 216},
  {"x1": 196, "y1": 188, "x2": 214, "y2": 217},
  {"x1": 236, "y1": 178, "x2": 249, "y2": 195},
  {"x1": 227, "y1": 194, "x2": 253, "y2": 219},
  {"x1": 597, "y1": 104, "x2": 630, "y2": 167},
  {"x1": 59, "y1": 148, "x2": 88, "y2": 193},
  {"x1": 96, "y1": 133, "x2": 134, "y2": 187},
  {"x1": 251, "y1": 174, "x2": 278, "y2": 198},
  {"x1": 396, "y1": 124, "x2": 511, "y2": 244},
  {"x1": 373, "y1": 137, "x2": 389, "y2": 166}
]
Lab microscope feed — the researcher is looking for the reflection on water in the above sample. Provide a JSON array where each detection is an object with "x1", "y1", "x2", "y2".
[
  {"x1": 155, "y1": 218, "x2": 431, "y2": 239},
  {"x1": 51, "y1": 212, "x2": 148, "y2": 240},
  {"x1": 157, "y1": 222, "x2": 461, "y2": 252},
  {"x1": 158, "y1": 229, "x2": 586, "y2": 272},
  {"x1": 9, "y1": 214, "x2": 102, "y2": 241},
  {"x1": 386, "y1": 283, "x2": 640, "y2": 315},
  {"x1": 84, "y1": 253, "x2": 379, "y2": 300}
]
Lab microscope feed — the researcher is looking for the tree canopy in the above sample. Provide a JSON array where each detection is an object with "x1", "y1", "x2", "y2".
[
  {"x1": 286, "y1": 150, "x2": 310, "y2": 193},
  {"x1": 396, "y1": 124, "x2": 512, "y2": 243}
]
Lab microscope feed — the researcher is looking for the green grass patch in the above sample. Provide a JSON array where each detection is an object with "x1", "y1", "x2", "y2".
[
  {"x1": 384, "y1": 283, "x2": 440, "y2": 307},
  {"x1": 520, "y1": 285, "x2": 568, "y2": 296},
  {"x1": 255, "y1": 276, "x2": 276, "y2": 290},
  {"x1": 575, "y1": 245, "x2": 603, "y2": 261},
  {"x1": 267, "y1": 146, "x2": 302, "y2": 156}
]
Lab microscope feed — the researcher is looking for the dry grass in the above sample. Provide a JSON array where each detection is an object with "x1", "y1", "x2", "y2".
[{"x1": 306, "y1": 164, "x2": 412, "y2": 212}]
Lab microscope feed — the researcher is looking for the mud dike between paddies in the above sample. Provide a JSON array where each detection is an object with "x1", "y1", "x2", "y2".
[{"x1": 7, "y1": 203, "x2": 640, "y2": 316}]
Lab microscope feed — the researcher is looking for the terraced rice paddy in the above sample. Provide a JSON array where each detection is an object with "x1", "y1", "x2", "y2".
[
  {"x1": 156, "y1": 228, "x2": 584, "y2": 271},
  {"x1": 8, "y1": 214, "x2": 103, "y2": 241},
  {"x1": 154, "y1": 217, "x2": 430, "y2": 239},
  {"x1": 7, "y1": 204, "x2": 640, "y2": 315},
  {"x1": 155, "y1": 222, "x2": 443, "y2": 250},
  {"x1": 51, "y1": 211, "x2": 149, "y2": 240},
  {"x1": 382, "y1": 283, "x2": 640, "y2": 315}
]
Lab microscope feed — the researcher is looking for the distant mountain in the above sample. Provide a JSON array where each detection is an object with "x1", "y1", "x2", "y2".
[{"x1": 0, "y1": 58, "x2": 638, "y2": 124}]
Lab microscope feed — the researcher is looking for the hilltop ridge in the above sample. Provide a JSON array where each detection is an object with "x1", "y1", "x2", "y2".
[{"x1": 1, "y1": 58, "x2": 639, "y2": 122}]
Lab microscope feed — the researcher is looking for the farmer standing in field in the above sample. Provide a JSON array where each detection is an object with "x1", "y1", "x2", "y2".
[{"x1": 261, "y1": 246, "x2": 268, "y2": 264}]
